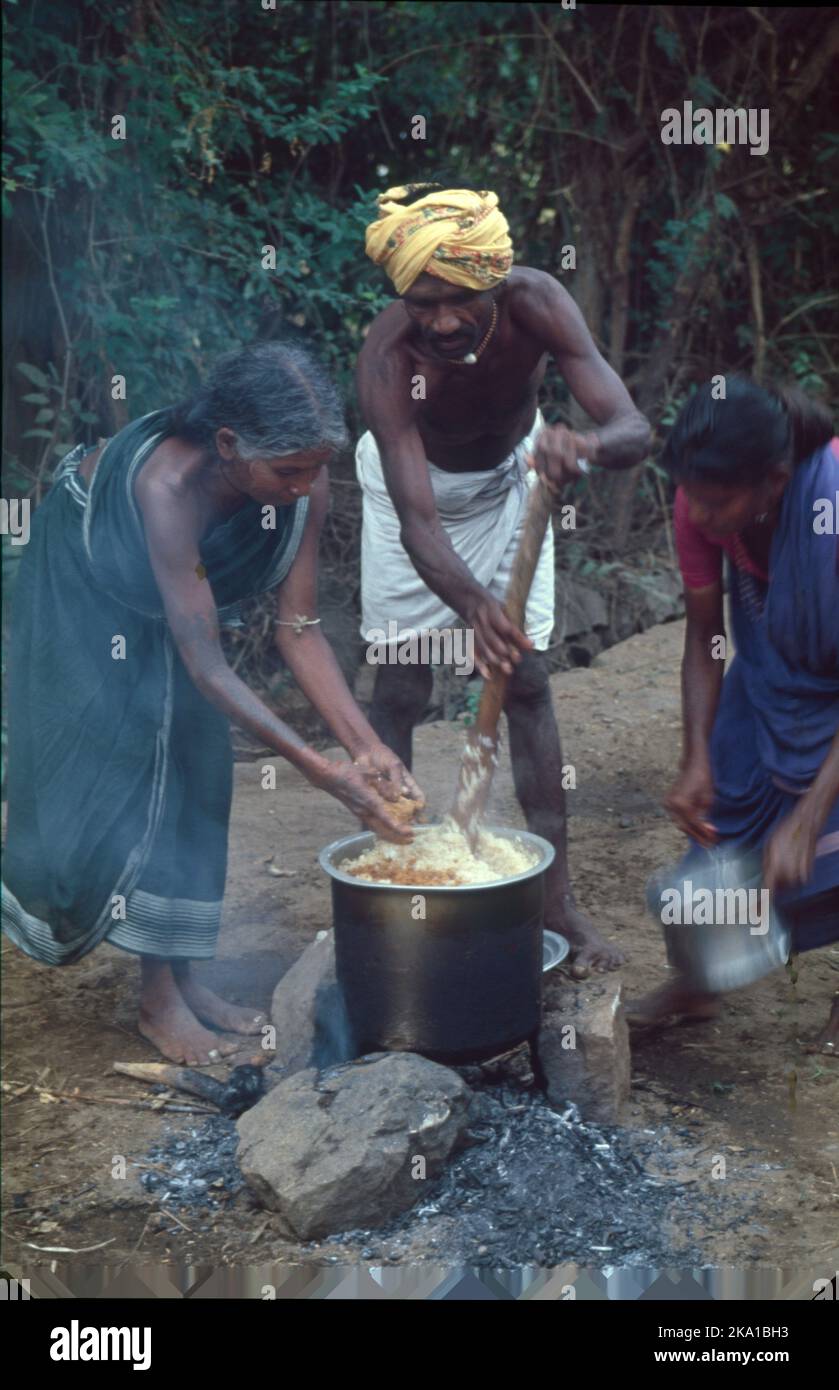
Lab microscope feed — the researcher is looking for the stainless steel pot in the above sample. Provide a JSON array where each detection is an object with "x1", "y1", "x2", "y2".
[
  {"x1": 319, "y1": 827, "x2": 555, "y2": 1064},
  {"x1": 647, "y1": 845, "x2": 791, "y2": 993}
]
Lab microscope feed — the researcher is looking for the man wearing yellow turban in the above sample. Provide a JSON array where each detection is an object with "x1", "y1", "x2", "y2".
[
  {"x1": 364, "y1": 185, "x2": 514, "y2": 298},
  {"x1": 356, "y1": 182, "x2": 651, "y2": 975}
]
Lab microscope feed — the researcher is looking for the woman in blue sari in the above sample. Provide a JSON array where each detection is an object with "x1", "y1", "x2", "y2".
[
  {"x1": 2, "y1": 342, "x2": 422, "y2": 1064},
  {"x1": 631, "y1": 379, "x2": 838, "y2": 1051}
]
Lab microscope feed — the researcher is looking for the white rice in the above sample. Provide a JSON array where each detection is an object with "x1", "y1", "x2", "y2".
[{"x1": 340, "y1": 817, "x2": 539, "y2": 887}]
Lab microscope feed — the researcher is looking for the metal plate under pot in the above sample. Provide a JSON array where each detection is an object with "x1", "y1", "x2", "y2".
[{"x1": 543, "y1": 929, "x2": 570, "y2": 972}]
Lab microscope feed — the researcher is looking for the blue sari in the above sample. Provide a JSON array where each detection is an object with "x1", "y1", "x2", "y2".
[
  {"x1": 697, "y1": 439, "x2": 839, "y2": 947},
  {"x1": 2, "y1": 411, "x2": 308, "y2": 964}
]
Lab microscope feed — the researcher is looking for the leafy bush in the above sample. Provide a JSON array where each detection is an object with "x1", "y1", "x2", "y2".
[{"x1": 2, "y1": 1, "x2": 836, "y2": 773}]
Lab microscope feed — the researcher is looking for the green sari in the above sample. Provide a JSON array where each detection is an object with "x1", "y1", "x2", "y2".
[{"x1": 2, "y1": 410, "x2": 307, "y2": 964}]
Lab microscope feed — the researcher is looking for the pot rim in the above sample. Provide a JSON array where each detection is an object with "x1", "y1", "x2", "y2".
[{"x1": 319, "y1": 825, "x2": 556, "y2": 893}]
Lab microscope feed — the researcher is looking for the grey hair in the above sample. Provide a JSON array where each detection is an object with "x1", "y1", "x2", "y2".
[{"x1": 166, "y1": 340, "x2": 349, "y2": 461}]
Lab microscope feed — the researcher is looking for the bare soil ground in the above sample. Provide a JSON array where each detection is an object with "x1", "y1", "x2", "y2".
[{"x1": 3, "y1": 618, "x2": 838, "y2": 1270}]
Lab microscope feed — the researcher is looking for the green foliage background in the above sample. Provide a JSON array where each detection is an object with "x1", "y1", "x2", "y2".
[{"x1": 2, "y1": 0, "x2": 837, "y2": 766}]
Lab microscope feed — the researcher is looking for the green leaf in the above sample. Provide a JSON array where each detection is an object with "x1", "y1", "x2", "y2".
[
  {"x1": 714, "y1": 192, "x2": 738, "y2": 220},
  {"x1": 653, "y1": 23, "x2": 680, "y2": 61},
  {"x1": 16, "y1": 362, "x2": 50, "y2": 388}
]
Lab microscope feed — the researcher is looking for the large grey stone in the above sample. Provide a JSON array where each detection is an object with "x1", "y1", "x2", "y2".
[
  {"x1": 629, "y1": 568, "x2": 685, "y2": 627},
  {"x1": 536, "y1": 975, "x2": 631, "y2": 1124},
  {"x1": 237, "y1": 1052, "x2": 471, "y2": 1238},
  {"x1": 267, "y1": 930, "x2": 355, "y2": 1084},
  {"x1": 553, "y1": 577, "x2": 609, "y2": 641},
  {"x1": 610, "y1": 569, "x2": 685, "y2": 643}
]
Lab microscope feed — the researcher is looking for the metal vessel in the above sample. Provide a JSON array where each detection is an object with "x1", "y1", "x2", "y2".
[
  {"x1": 319, "y1": 826, "x2": 555, "y2": 1063},
  {"x1": 647, "y1": 845, "x2": 791, "y2": 993}
]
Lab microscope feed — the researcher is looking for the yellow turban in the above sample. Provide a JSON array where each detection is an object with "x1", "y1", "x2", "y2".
[{"x1": 365, "y1": 185, "x2": 514, "y2": 296}]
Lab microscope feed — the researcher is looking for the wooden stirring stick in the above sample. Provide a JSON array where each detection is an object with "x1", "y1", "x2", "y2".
[{"x1": 450, "y1": 457, "x2": 590, "y2": 849}]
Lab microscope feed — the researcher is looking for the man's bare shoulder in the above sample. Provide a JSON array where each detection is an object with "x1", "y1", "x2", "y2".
[{"x1": 507, "y1": 265, "x2": 570, "y2": 319}]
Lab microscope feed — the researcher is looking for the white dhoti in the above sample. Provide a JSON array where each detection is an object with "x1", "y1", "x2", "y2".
[{"x1": 356, "y1": 411, "x2": 555, "y2": 650}]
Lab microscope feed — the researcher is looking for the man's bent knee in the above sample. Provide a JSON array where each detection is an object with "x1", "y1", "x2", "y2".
[
  {"x1": 371, "y1": 662, "x2": 433, "y2": 720},
  {"x1": 505, "y1": 651, "x2": 551, "y2": 711}
]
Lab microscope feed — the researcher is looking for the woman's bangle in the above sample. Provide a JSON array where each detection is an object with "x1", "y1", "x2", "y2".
[{"x1": 274, "y1": 614, "x2": 322, "y2": 636}]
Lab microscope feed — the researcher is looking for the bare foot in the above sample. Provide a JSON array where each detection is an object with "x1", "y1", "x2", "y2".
[
  {"x1": 548, "y1": 899, "x2": 625, "y2": 979},
  {"x1": 804, "y1": 992, "x2": 839, "y2": 1056},
  {"x1": 625, "y1": 979, "x2": 720, "y2": 1029},
  {"x1": 176, "y1": 970, "x2": 267, "y2": 1036},
  {"x1": 138, "y1": 997, "x2": 238, "y2": 1066},
  {"x1": 138, "y1": 958, "x2": 239, "y2": 1065}
]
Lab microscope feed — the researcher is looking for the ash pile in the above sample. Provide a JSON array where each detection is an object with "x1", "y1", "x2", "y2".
[
  {"x1": 311, "y1": 1062, "x2": 735, "y2": 1269},
  {"x1": 140, "y1": 1115, "x2": 244, "y2": 1213},
  {"x1": 369, "y1": 1086, "x2": 680, "y2": 1267},
  {"x1": 136, "y1": 1057, "x2": 749, "y2": 1267}
]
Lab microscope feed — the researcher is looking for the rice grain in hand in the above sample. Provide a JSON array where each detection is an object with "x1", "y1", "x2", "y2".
[{"x1": 385, "y1": 794, "x2": 421, "y2": 824}]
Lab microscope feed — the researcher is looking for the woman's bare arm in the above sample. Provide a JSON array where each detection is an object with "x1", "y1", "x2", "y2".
[
  {"x1": 681, "y1": 582, "x2": 726, "y2": 766},
  {"x1": 134, "y1": 468, "x2": 414, "y2": 840},
  {"x1": 273, "y1": 474, "x2": 423, "y2": 800},
  {"x1": 273, "y1": 474, "x2": 381, "y2": 757},
  {"x1": 664, "y1": 582, "x2": 726, "y2": 846}
]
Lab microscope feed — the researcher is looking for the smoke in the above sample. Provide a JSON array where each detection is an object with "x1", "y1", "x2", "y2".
[{"x1": 312, "y1": 979, "x2": 358, "y2": 1069}]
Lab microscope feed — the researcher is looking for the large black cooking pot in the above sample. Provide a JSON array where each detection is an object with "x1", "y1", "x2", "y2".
[{"x1": 319, "y1": 827, "x2": 555, "y2": 1064}]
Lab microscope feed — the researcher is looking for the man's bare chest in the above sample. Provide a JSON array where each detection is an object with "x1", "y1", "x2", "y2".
[
  {"x1": 412, "y1": 365, "x2": 547, "y2": 470},
  {"x1": 416, "y1": 349, "x2": 547, "y2": 436}
]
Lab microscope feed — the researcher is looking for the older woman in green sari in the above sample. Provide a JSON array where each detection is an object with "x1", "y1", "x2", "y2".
[{"x1": 2, "y1": 342, "x2": 423, "y2": 1064}]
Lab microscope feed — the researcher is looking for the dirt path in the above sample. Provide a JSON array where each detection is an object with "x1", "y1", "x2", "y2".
[{"x1": 3, "y1": 618, "x2": 838, "y2": 1270}]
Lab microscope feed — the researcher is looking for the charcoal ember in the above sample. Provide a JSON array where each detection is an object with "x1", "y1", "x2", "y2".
[
  {"x1": 220, "y1": 1064, "x2": 264, "y2": 1116},
  {"x1": 454, "y1": 1065, "x2": 485, "y2": 1088},
  {"x1": 478, "y1": 1043, "x2": 534, "y2": 1088},
  {"x1": 456, "y1": 1043, "x2": 535, "y2": 1092},
  {"x1": 465, "y1": 1091, "x2": 501, "y2": 1125},
  {"x1": 462, "y1": 1125, "x2": 495, "y2": 1146}
]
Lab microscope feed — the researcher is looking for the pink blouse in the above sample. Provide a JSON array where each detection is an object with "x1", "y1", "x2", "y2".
[{"x1": 673, "y1": 487, "x2": 768, "y2": 590}]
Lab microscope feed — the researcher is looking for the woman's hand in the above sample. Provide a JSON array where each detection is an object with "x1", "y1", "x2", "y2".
[
  {"x1": 351, "y1": 744, "x2": 425, "y2": 808},
  {"x1": 312, "y1": 760, "x2": 416, "y2": 844},
  {"x1": 764, "y1": 803, "x2": 819, "y2": 893},
  {"x1": 664, "y1": 758, "x2": 717, "y2": 848}
]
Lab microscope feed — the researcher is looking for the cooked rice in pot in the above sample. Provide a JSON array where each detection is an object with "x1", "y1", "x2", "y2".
[{"x1": 339, "y1": 818, "x2": 539, "y2": 886}]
